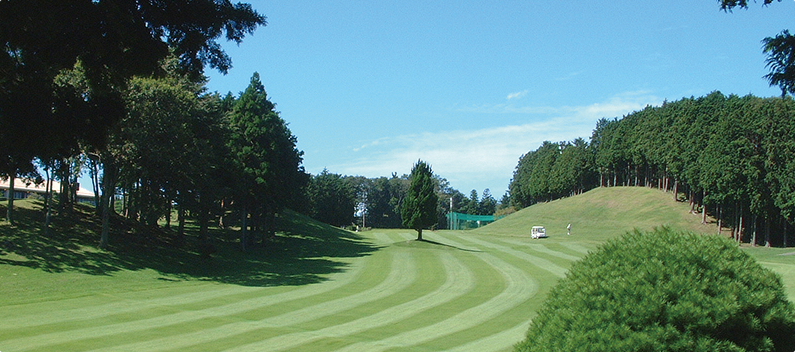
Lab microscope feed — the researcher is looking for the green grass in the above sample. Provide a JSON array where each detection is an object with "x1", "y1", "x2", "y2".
[
  {"x1": 1, "y1": 187, "x2": 792, "y2": 352},
  {"x1": 480, "y1": 187, "x2": 717, "y2": 242}
]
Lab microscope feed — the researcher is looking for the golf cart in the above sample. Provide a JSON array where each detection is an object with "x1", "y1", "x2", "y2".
[{"x1": 531, "y1": 226, "x2": 547, "y2": 239}]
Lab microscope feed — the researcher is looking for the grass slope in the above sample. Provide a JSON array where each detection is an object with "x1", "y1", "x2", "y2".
[
  {"x1": 480, "y1": 186, "x2": 716, "y2": 241},
  {"x1": 0, "y1": 187, "x2": 792, "y2": 352},
  {"x1": 476, "y1": 186, "x2": 795, "y2": 298}
]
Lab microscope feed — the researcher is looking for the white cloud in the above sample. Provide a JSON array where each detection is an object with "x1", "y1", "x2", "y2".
[
  {"x1": 506, "y1": 90, "x2": 528, "y2": 100},
  {"x1": 323, "y1": 91, "x2": 663, "y2": 195},
  {"x1": 460, "y1": 90, "x2": 661, "y2": 120}
]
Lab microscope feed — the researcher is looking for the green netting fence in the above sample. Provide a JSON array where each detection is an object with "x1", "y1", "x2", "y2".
[{"x1": 445, "y1": 212, "x2": 501, "y2": 230}]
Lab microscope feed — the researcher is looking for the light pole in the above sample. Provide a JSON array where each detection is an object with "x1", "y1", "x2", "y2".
[{"x1": 449, "y1": 197, "x2": 453, "y2": 230}]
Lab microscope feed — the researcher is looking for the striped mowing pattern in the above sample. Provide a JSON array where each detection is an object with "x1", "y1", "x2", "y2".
[{"x1": 0, "y1": 230, "x2": 582, "y2": 352}]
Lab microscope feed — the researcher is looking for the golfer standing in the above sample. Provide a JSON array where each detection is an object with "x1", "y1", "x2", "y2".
[{"x1": 567, "y1": 223, "x2": 571, "y2": 235}]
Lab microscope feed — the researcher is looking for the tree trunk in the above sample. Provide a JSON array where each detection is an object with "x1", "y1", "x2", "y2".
[
  {"x1": 218, "y1": 199, "x2": 226, "y2": 228},
  {"x1": 240, "y1": 205, "x2": 248, "y2": 252},
  {"x1": 199, "y1": 202, "x2": 211, "y2": 258},
  {"x1": 625, "y1": 165, "x2": 630, "y2": 186},
  {"x1": 99, "y1": 160, "x2": 116, "y2": 250},
  {"x1": 764, "y1": 217, "x2": 771, "y2": 247},
  {"x1": 90, "y1": 157, "x2": 101, "y2": 216},
  {"x1": 263, "y1": 210, "x2": 276, "y2": 243},
  {"x1": 177, "y1": 204, "x2": 186, "y2": 243},
  {"x1": 70, "y1": 166, "x2": 78, "y2": 208},
  {"x1": 6, "y1": 170, "x2": 16, "y2": 225},
  {"x1": 738, "y1": 209, "x2": 745, "y2": 244},
  {"x1": 752, "y1": 214, "x2": 758, "y2": 247},
  {"x1": 732, "y1": 201, "x2": 739, "y2": 243},
  {"x1": 58, "y1": 161, "x2": 70, "y2": 216},
  {"x1": 100, "y1": 191, "x2": 111, "y2": 250},
  {"x1": 701, "y1": 190, "x2": 707, "y2": 224},
  {"x1": 417, "y1": 228, "x2": 423, "y2": 241},
  {"x1": 122, "y1": 191, "x2": 128, "y2": 218},
  {"x1": 164, "y1": 200, "x2": 172, "y2": 230},
  {"x1": 44, "y1": 168, "x2": 53, "y2": 236},
  {"x1": 110, "y1": 191, "x2": 116, "y2": 214}
]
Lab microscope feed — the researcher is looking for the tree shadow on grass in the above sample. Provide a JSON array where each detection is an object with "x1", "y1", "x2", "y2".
[
  {"x1": 417, "y1": 239, "x2": 482, "y2": 252},
  {"x1": 0, "y1": 201, "x2": 379, "y2": 287},
  {"x1": 0, "y1": 201, "x2": 122, "y2": 275}
]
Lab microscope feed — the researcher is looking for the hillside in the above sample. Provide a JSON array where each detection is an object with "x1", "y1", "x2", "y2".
[
  {"x1": 475, "y1": 186, "x2": 795, "y2": 299},
  {"x1": 478, "y1": 186, "x2": 717, "y2": 242}
]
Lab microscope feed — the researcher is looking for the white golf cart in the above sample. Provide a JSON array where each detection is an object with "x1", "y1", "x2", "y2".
[{"x1": 531, "y1": 226, "x2": 547, "y2": 239}]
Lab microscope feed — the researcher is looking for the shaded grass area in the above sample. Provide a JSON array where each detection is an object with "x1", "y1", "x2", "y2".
[{"x1": 0, "y1": 199, "x2": 378, "y2": 290}]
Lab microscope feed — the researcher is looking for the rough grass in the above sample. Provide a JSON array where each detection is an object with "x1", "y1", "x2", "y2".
[{"x1": 0, "y1": 187, "x2": 792, "y2": 352}]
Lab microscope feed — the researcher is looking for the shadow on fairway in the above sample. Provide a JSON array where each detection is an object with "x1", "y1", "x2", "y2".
[
  {"x1": 0, "y1": 201, "x2": 379, "y2": 287},
  {"x1": 416, "y1": 239, "x2": 482, "y2": 252}
]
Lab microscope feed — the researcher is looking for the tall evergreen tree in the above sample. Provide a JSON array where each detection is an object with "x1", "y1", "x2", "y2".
[
  {"x1": 479, "y1": 189, "x2": 497, "y2": 215},
  {"x1": 401, "y1": 160, "x2": 438, "y2": 240},
  {"x1": 229, "y1": 72, "x2": 306, "y2": 250}
]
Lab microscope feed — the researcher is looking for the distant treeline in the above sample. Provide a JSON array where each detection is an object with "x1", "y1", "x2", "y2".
[
  {"x1": 307, "y1": 171, "x2": 500, "y2": 230},
  {"x1": 509, "y1": 92, "x2": 795, "y2": 247}
]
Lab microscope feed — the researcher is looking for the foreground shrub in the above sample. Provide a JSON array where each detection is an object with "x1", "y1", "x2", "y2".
[{"x1": 515, "y1": 227, "x2": 795, "y2": 352}]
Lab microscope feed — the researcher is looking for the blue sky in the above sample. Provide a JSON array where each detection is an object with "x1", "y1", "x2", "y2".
[{"x1": 203, "y1": 0, "x2": 794, "y2": 198}]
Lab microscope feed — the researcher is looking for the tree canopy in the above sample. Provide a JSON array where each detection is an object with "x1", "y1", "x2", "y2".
[{"x1": 0, "y1": 0, "x2": 265, "y2": 177}]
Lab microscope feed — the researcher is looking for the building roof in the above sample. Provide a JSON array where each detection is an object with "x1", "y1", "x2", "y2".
[{"x1": 0, "y1": 177, "x2": 95, "y2": 198}]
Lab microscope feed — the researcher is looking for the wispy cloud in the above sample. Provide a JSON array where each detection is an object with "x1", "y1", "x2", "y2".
[
  {"x1": 506, "y1": 90, "x2": 529, "y2": 100},
  {"x1": 322, "y1": 91, "x2": 663, "y2": 195},
  {"x1": 458, "y1": 90, "x2": 661, "y2": 120}
]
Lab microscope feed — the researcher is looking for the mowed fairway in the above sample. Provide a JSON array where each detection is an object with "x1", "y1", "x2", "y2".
[{"x1": 2, "y1": 187, "x2": 794, "y2": 351}]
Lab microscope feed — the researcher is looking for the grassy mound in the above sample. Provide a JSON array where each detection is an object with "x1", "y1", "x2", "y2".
[{"x1": 479, "y1": 187, "x2": 716, "y2": 242}]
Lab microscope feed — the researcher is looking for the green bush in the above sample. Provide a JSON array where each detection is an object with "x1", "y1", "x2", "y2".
[{"x1": 515, "y1": 227, "x2": 795, "y2": 352}]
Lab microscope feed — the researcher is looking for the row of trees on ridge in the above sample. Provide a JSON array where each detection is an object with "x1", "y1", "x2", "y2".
[{"x1": 509, "y1": 92, "x2": 795, "y2": 247}]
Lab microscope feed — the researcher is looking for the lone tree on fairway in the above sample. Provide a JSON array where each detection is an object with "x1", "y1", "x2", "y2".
[
  {"x1": 515, "y1": 227, "x2": 795, "y2": 352},
  {"x1": 401, "y1": 160, "x2": 438, "y2": 241}
]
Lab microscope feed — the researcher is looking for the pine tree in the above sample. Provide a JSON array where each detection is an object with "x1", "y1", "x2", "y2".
[{"x1": 401, "y1": 160, "x2": 438, "y2": 240}]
